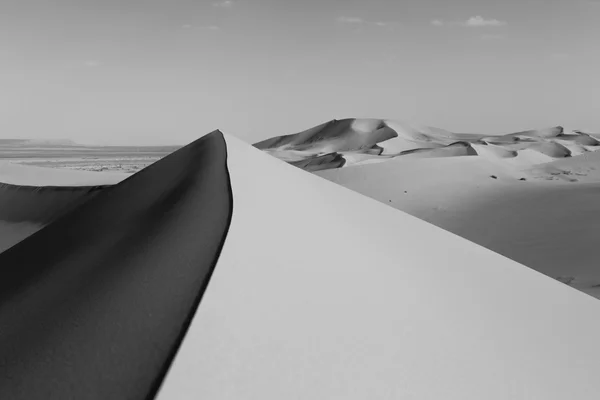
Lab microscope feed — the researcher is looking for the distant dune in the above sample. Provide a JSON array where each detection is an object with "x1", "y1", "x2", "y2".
[
  {"x1": 257, "y1": 118, "x2": 600, "y2": 299},
  {"x1": 255, "y1": 118, "x2": 600, "y2": 171}
]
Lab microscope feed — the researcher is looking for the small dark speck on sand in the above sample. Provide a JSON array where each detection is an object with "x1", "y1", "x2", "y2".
[
  {"x1": 519, "y1": 178, "x2": 526, "y2": 181},
  {"x1": 490, "y1": 175, "x2": 498, "y2": 179}
]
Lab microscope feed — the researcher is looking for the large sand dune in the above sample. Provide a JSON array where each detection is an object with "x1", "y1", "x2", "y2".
[
  {"x1": 257, "y1": 119, "x2": 600, "y2": 298},
  {"x1": 158, "y1": 134, "x2": 600, "y2": 399},
  {"x1": 255, "y1": 118, "x2": 600, "y2": 170},
  {"x1": 2, "y1": 130, "x2": 600, "y2": 398}
]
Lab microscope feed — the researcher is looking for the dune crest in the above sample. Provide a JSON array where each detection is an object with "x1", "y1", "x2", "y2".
[
  {"x1": 157, "y1": 134, "x2": 600, "y2": 400},
  {"x1": 3, "y1": 131, "x2": 600, "y2": 398},
  {"x1": 255, "y1": 119, "x2": 599, "y2": 171}
]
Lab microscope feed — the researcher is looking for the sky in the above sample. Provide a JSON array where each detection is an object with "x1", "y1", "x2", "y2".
[{"x1": 0, "y1": 0, "x2": 598, "y2": 145}]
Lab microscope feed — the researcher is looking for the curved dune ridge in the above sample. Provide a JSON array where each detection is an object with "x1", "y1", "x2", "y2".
[
  {"x1": 254, "y1": 119, "x2": 600, "y2": 171},
  {"x1": 3, "y1": 132, "x2": 600, "y2": 398},
  {"x1": 0, "y1": 131, "x2": 233, "y2": 400},
  {"x1": 157, "y1": 135, "x2": 600, "y2": 399}
]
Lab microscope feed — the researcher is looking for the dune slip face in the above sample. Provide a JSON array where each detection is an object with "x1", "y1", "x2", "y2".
[{"x1": 0, "y1": 131, "x2": 233, "y2": 399}]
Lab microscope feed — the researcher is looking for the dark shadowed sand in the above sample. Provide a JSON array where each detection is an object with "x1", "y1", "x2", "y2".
[{"x1": 0, "y1": 131, "x2": 232, "y2": 400}]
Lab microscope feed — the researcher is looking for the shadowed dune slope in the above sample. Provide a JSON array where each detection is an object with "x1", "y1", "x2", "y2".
[
  {"x1": 0, "y1": 184, "x2": 107, "y2": 224},
  {"x1": 0, "y1": 131, "x2": 233, "y2": 400},
  {"x1": 0, "y1": 165, "x2": 128, "y2": 253},
  {"x1": 0, "y1": 183, "x2": 109, "y2": 253}
]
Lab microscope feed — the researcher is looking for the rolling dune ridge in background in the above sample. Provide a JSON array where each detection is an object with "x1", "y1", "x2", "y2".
[
  {"x1": 0, "y1": 131, "x2": 232, "y2": 400},
  {"x1": 255, "y1": 118, "x2": 600, "y2": 170}
]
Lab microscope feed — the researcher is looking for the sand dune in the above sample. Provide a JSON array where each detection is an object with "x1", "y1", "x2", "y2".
[
  {"x1": 2, "y1": 131, "x2": 600, "y2": 398},
  {"x1": 256, "y1": 119, "x2": 599, "y2": 170},
  {"x1": 158, "y1": 134, "x2": 600, "y2": 399},
  {"x1": 0, "y1": 132, "x2": 232, "y2": 399},
  {"x1": 256, "y1": 119, "x2": 600, "y2": 299}
]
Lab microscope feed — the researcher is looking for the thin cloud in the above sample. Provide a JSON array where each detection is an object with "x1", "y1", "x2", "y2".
[
  {"x1": 432, "y1": 16, "x2": 507, "y2": 28},
  {"x1": 464, "y1": 16, "x2": 507, "y2": 27},
  {"x1": 336, "y1": 16, "x2": 364, "y2": 24},
  {"x1": 336, "y1": 17, "x2": 396, "y2": 29},
  {"x1": 212, "y1": 0, "x2": 234, "y2": 8}
]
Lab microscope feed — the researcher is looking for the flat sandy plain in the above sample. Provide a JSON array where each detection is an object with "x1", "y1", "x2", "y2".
[{"x1": 0, "y1": 139, "x2": 179, "y2": 173}]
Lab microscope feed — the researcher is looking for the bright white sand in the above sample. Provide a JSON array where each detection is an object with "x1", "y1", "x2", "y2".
[
  {"x1": 157, "y1": 135, "x2": 600, "y2": 399},
  {"x1": 319, "y1": 153, "x2": 600, "y2": 298},
  {"x1": 257, "y1": 119, "x2": 600, "y2": 298}
]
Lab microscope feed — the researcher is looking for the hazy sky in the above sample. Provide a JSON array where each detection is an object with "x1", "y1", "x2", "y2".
[{"x1": 1, "y1": 0, "x2": 598, "y2": 144}]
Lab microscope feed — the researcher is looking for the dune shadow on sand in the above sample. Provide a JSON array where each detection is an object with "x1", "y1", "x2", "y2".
[{"x1": 0, "y1": 131, "x2": 233, "y2": 400}]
